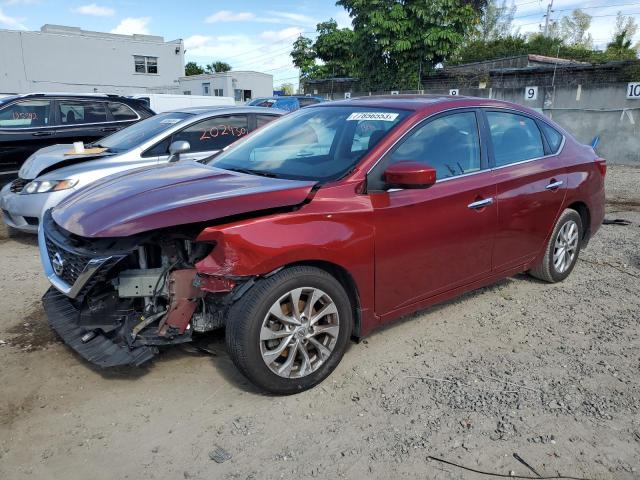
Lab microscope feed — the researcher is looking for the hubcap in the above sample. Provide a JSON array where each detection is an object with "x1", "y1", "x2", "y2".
[
  {"x1": 553, "y1": 220, "x2": 579, "y2": 274},
  {"x1": 259, "y1": 287, "x2": 340, "y2": 378}
]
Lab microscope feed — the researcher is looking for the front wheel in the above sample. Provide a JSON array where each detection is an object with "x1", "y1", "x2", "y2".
[
  {"x1": 530, "y1": 208, "x2": 583, "y2": 283},
  {"x1": 225, "y1": 266, "x2": 353, "y2": 394}
]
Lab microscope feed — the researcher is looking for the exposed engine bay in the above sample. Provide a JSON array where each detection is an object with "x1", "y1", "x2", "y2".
[{"x1": 40, "y1": 210, "x2": 244, "y2": 367}]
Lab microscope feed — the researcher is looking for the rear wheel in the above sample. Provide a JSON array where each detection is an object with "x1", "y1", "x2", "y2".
[
  {"x1": 530, "y1": 208, "x2": 582, "y2": 283},
  {"x1": 225, "y1": 266, "x2": 353, "y2": 394}
]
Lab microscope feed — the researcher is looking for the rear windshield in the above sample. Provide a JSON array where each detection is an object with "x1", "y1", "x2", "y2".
[
  {"x1": 96, "y1": 112, "x2": 192, "y2": 152},
  {"x1": 210, "y1": 106, "x2": 409, "y2": 182}
]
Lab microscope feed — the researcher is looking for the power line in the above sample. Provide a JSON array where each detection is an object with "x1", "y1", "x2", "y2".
[
  {"x1": 518, "y1": 10, "x2": 640, "y2": 28},
  {"x1": 515, "y1": 2, "x2": 640, "y2": 20}
]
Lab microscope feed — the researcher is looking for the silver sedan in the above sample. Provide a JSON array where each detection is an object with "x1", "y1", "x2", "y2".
[{"x1": 1, "y1": 106, "x2": 284, "y2": 233}]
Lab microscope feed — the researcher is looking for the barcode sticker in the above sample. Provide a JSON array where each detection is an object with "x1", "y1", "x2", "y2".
[{"x1": 347, "y1": 112, "x2": 399, "y2": 122}]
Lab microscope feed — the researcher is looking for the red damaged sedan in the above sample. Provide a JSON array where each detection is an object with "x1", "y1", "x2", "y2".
[{"x1": 39, "y1": 96, "x2": 605, "y2": 394}]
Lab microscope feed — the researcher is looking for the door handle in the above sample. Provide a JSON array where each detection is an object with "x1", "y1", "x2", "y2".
[
  {"x1": 100, "y1": 127, "x2": 118, "y2": 132},
  {"x1": 31, "y1": 131, "x2": 53, "y2": 137},
  {"x1": 545, "y1": 180, "x2": 564, "y2": 190},
  {"x1": 467, "y1": 197, "x2": 494, "y2": 209}
]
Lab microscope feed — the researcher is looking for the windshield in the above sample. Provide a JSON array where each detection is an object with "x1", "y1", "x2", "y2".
[
  {"x1": 210, "y1": 106, "x2": 409, "y2": 181},
  {"x1": 97, "y1": 111, "x2": 193, "y2": 152}
]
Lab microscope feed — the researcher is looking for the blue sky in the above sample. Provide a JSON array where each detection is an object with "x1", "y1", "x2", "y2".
[{"x1": 1, "y1": 0, "x2": 638, "y2": 88}]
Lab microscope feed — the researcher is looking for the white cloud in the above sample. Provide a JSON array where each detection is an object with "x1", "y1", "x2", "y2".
[
  {"x1": 260, "y1": 26, "x2": 304, "y2": 42},
  {"x1": 0, "y1": 7, "x2": 26, "y2": 30},
  {"x1": 110, "y1": 17, "x2": 150, "y2": 35},
  {"x1": 72, "y1": 3, "x2": 115, "y2": 17},
  {"x1": 252, "y1": 11, "x2": 317, "y2": 27},
  {"x1": 205, "y1": 10, "x2": 255, "y2": 23}
]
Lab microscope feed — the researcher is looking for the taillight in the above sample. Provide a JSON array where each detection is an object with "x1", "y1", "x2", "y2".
[{"x1": 595, "y1": 158, "x2": 607, "y2": 177}]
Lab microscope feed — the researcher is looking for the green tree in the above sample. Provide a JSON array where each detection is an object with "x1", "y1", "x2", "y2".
[
  {"x1": 476, "y1": 0, "x2": 516, "y2": 41},
  {"x1": 313, "y1": 20, "x2": 357, "y2": 77},
  {"x1": 291, "y1": 35, "x2": 317, "y2": 79},
  {"x1": 336, "y1": 0, "x2": 486, "y2": 89},
  {"x1": 205, "y1": 61, "x2": 232, "y2": 73},
  {"x1": 184, "y1": 61, "x2": 204, "y2": 76},
  {"x1": 278, "y1": 83, "x2": 294, "y2": 95},
  {"x1": 559, "y1": 9, "x2": 593, "y2": 48}
]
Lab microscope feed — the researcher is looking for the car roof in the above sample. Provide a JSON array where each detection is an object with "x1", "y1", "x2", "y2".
[
  {"x1": 15, "y1": 92, "x2": 136, "y2": 101},
  {"x1": 166, "y1": 105, "x2": 288, "y2": 116},
  {"x1": 318, "y1": 94, "x2": 541, "y2": 116}
]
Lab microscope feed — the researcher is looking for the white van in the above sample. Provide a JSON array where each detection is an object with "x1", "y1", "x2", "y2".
[{"x1": 131, "y1": 94, "x2": 234, "y2": 113}]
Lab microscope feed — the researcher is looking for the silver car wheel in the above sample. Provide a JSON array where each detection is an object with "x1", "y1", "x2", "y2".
[
  {"x1": 259, "y1": 287, "x2": 340, "y2": 379},
  {"x1": 553, "y1": 219, "x2": 579, "y2": 274}
]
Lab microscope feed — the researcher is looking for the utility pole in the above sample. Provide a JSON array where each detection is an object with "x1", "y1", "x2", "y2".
[{"x1": 543, "y1": 0, "x2": 554, "y2": 36}]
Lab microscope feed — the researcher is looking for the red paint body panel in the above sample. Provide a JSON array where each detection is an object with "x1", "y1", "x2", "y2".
[
  {"x1": 52, "y1": 161, "x2": 316, "y2": 237},
  {"x1": 54, "y1": 97, "x2": 606, "y2": 338}
]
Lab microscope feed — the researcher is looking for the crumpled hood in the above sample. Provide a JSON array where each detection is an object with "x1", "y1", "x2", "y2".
[
  {"x1": 19, "y1": 144, "x2": 116, "y2": 179},
  {"x1": 52, "y1": 161, "x2": 316, "y2": 238}
]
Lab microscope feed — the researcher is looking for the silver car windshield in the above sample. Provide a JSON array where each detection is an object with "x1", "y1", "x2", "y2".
[{"x1": 96, "y1": 112, "x2": 193, "y2": 152}]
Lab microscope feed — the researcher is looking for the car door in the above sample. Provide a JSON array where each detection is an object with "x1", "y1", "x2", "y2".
[
  {"x1": 168, "y1": 114, "x2": 251, "y2": 162},
  {"x1": 53, "y1": 99, "x2": 113, "y2": 145},
  {"x1": 484, "y1": 110, "x2": 568, "y2": 271},
  {"x1": 369, "y1": 110, "x2": 497, "y2": 315},
  {"x1": 0, "y1": 98, "x2": 54, "y2": 181}
]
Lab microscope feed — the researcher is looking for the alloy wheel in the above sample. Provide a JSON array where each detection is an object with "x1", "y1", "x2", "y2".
[
  {"x1": 259, "y1": 287, "x2": 340, "y2": 378},
  {"x1": 553, "y1": 219, "x2": 579, "y2": 274}
]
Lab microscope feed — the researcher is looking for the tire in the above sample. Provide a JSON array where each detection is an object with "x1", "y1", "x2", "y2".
[
  {"x1": 225, "y1": 266, "x2": 353, "y2": 394},
  {"x1": 530, "y1": 208, "x2": 583, "y2": 283}
]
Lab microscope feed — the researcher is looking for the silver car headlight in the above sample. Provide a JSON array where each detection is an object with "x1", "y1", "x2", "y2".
[{"x1": 22, "y1": 179, "x2": 78, "y2": 194}]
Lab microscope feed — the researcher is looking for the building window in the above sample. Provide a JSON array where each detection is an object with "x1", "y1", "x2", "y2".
[
  {"x1": 134, "y1": 56, "x2": 159, "y2": 74},
  {"x1": 183, "y1": 91, "x2": 191, "y2": 95},
  {"x1": 234, "y1": 89, "x2": 252, "y2": 102},
  {"x1": 213, "y1": 89, "x2": 224, "y2": 97},
  {"x1": 202, "y1": 83, "x2": 210, "y2": 95}
]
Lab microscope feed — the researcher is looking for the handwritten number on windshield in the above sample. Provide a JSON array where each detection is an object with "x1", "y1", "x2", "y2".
[{"x1": 200, "y1": 125, "x2": 248, "y2": 141}]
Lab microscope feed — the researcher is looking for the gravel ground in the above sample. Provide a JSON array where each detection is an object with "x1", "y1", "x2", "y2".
[{"x1": 0, "y1": 166, "x2": 639, "y2": 480}]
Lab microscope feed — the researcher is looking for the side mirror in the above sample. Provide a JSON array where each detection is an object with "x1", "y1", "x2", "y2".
[
  {"x1": 383, "y1": 161, "x2": 436, "y2": 189},
  {"x1": 168, "y1": 140, "x2": 190, "y2": 163}
]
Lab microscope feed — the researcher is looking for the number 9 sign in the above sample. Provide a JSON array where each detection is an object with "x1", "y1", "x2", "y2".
[{"x1": 525, "y1": 86, "x2": 538, "y2": 101}]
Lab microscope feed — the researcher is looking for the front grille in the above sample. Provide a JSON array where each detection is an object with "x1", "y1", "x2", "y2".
[
  {"x1": 45, "y1": 236, "x2": 92, "y2": 286},
  {"x1": 10, "y1": 178, "x2": 29, "y2": 193}
]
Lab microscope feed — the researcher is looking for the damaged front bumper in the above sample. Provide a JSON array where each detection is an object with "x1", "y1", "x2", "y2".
[
  {"x1": 43, "y1": 288, "x2": 157, "y2": 367},
  {"x1": 38, "y1": 210, "x2": 241, "y2": 367}
]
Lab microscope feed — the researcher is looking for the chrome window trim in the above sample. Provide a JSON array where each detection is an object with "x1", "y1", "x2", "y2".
[
  {"x1": 367, "y1": 105, "x2": 567, "y2": 191},
  {"x1": 0, "y1": 98, "x2": 141, "y2": 131}
]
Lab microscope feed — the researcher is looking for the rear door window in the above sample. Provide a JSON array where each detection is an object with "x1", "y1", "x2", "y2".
[
  {"x1": 539, "y1": 122, "x2": 563, "y2": 153},
  {"x1": 486, "y1": 111, "x2": 544, "y2": 166},
  {"x1": 172, "y1": 115, "x2": 249, "y2": 152},
  {"x1": 0, "y1": 99, "x2": 52, "y2": 128},
  {"x1": 108, "y1": 102, "x2": 139, "y2": 121},
  {"x1": 59, "y1": 100, "x2": 108, "y2": 125},
  {"x1": 255, "y1": 114, "x2": 279, "y2": 130}
]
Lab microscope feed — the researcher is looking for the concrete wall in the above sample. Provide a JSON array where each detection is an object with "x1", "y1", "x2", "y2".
[
  {"x1": 177, "y1": 71, "x2": 273, "y2": 101},
  {"x1": 0, "y1": 25, "x2": 184, "y2": 95}
]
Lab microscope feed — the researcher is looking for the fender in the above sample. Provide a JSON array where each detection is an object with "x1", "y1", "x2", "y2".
[{"x1": 194, "y1": 182, "x2": 380, "y2": 334}]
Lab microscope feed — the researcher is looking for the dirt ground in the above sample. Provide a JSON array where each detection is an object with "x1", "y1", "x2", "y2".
[{"x1": 0, "y1": 166, "x2": 639, "y2": 480}]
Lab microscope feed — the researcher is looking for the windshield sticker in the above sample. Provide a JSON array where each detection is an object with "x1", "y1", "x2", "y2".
[
  {"x1": 347, "y1": 112, "x2": 399, "y2": 122},
  {"x1": 160, "y1": 118, "x2": 182, "y2": 124}
]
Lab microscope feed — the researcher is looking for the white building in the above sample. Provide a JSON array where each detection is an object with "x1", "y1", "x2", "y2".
[
  {"x1": 177, "y1": 72, "x2": 273, "y2": 102},
  {"x1": 0, "y1": 24, "x2": 184, "y2": 95}
]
